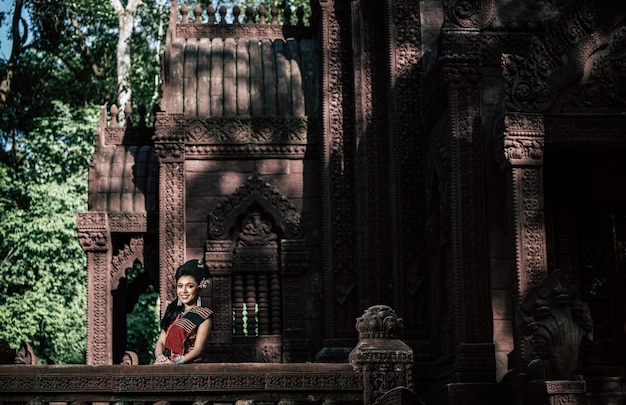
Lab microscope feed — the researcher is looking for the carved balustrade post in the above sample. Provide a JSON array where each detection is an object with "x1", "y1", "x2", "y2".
[
  {"x1": 499, "y1": 112, "x2": 548, "y2": 373},
  {"x1": 349, "y1": 305, "x2": 414, "y2": 405},
  {"x1": 76, "y1": 212, "x2": 112, "y2": 365},
  {"x1": 154, "y1": 113, "x2": 186, "y2": 314}
]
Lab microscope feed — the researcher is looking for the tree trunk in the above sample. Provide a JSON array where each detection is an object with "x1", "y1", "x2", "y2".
[
  {"x1": 111, "y1": 0, "x2": 143, "y2": 115},
  {"x1": 0, "y1": 0, "x2": 27, "y2": 116}
]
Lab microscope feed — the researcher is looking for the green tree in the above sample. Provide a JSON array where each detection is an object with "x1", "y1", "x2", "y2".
[
  {"x1": 0, "y1": 0, "x2": 166, "y2": 363},
  {"x1": 0, "y1": 101, "x2": 97, "y2": 363}
]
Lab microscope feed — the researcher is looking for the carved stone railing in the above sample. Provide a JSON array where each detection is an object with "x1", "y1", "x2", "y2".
[
  {"x1": 0, "y1": 363, "x2": 362, "y2": 404},
  {"x1": 0, "y1": 306, "x2": 420, "y2": 405}
]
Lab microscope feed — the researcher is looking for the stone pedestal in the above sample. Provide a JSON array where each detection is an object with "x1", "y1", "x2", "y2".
[
  {"x1": 528, "y1": 380, "x2": 587, "y2": 405},
  {"x1": 349, "y1": 305, "x2": 415, "y2": 405}
]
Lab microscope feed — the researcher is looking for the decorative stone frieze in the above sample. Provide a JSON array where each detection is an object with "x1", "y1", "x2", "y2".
[{"x1": 107, "y1": 213, "x2": 148, "y2": 233}]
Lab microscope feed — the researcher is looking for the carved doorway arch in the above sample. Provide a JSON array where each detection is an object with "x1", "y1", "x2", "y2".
[{"x1": 202, "y1": 173, "x2": 310, "y2": 362}]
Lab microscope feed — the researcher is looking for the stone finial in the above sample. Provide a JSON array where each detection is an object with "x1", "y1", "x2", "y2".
[{"x1": 355, "y1": 305, "x2": 404, "y2": 339}]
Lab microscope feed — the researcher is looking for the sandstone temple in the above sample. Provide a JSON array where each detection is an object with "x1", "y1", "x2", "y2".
[{"x1": 2, "y1": 0, "x2": 626, "y2": 404}]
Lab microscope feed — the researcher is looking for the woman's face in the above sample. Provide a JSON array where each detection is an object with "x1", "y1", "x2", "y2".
[{"x1": 177, "y1": 275, "x2": 199, "y2": 308}]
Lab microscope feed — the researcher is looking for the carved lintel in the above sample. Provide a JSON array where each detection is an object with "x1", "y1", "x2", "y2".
[
  {"x1": 186, "y1": 117, "x2": 309, "y2": 144},
  {"x1": 76, "y1": 211, "x2": 107, "y2": 231},
  {"x1": 108, "y1": 213, "x2": 148, "y2": 233},
  {"x1": 232, "y1": 246, "x2": 277, "y2": 273}
]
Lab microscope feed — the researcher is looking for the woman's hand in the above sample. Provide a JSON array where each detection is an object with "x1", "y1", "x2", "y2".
[{"x1": 154, "y1": 354, "x2": 172, "y2": 364}]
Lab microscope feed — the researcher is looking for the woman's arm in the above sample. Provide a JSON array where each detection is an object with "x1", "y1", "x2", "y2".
[
  {"x1": 180, "y1": 318, "x2": 212, "y2": 363},
  {"x1": 153, "y1": 330, "x2": 171, "y2": 364}
]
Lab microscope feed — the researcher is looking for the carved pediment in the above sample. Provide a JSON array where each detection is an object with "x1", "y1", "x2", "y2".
[
  {"x1": 208, "y1": 173, "x2": 302, "y2": 241},
  {"x1": 502, "y1": 0, "x2": 626, "y2": 113}
]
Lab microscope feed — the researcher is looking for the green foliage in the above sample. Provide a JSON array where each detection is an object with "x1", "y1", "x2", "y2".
[
  {"x1": 126, "y1": 283, "x2": 160, "y2": 365},
  {"x1": 0, "y1": 102, "x2": 97, "y2": 363},
  {"x1": 0, "y1": 0, "x2": 165, "y2": 363}
]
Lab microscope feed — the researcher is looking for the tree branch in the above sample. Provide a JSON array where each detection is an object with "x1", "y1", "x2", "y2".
[
  {"x1": 0, "y1": 0, "x2": 27, "y2": 114},
  {"x1": 68, "y1": 9, "x2": 103, "y2": 77},
  {"x1": 110, "y1": 0, "x2": 124, "y2": 14}
]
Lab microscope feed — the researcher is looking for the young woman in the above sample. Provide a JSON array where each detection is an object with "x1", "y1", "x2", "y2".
[{"x1": 153, "y1": 259, "x2": 213, "y2": 364}]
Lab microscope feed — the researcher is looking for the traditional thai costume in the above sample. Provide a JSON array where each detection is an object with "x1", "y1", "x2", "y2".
[{"x1": 164, "y1": 306, "x2": 213, "y2": 363}]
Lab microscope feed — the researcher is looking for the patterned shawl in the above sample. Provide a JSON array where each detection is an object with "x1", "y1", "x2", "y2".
[{"x1": 164, "y1": 306, "x2": 213, "y2": 355}]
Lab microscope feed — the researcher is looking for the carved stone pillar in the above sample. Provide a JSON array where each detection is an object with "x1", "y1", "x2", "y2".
[
  {"x1": 500, "y1": 112, "x2": 548, "y2": 372},
  {"x1": 438, "y1": 36, "x2": 495, "y2": 385},
  {"x1": 203, "y1": 239, "x2": 234, "y2": 360},
  {"x1": 154, "y1": 113, "x2": 186, "y2": 314},
  {"x1": 281, "y1": 239, "x2": 309, "y2": 362},
  {"x1": 349, "y1": 305, "x2": 414, "y2": 405},
  {"x1": 317, "y1": 0, "x2": 357, "y2": 340},
  {"x1": 76, "y1": 212, "x2": 112, "y2": 365}
]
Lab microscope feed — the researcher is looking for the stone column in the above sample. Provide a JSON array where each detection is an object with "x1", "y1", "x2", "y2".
[
  {"x1": 349, "y1": 305, "x2": 414, "y2": 405},
  {"x1": 281, "y1": 239, "x2": 309, "y2": 362},
  {"x1": 76, "y1": 212, "x2": 112, "y2": 365},
  {"x1": 154, "y1": 113, "x2": 186, "y2": 314},
  {"x1": 439, "y1": 30, "x2": 495, "y2": 386},
  {"x1": 317, "y1": 0, "x2": 357, "y2": 341},
  {"x1": 499, "y1": 112, "x2": 548, "y2": 371}
]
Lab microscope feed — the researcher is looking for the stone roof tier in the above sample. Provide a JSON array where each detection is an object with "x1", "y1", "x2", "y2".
[{"x1": 161, "y1": 1, "x2": 317, "y2": 118}]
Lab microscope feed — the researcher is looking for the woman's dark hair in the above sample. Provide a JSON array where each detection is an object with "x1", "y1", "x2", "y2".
[{"x1": 160, "y1": 259, "x2": 206, "y2": 330}]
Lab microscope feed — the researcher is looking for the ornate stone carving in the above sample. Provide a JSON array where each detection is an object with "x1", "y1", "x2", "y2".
[
  {"x1": 76, "y1": 212, "x2": 109, "y2": 252},
  {"x1": 500, "y1": 113, "x2": 547, "y2": 303},
  {"x1": 107, "y1": 213, "x2": 148, "y2": 233},
  {"x1": 319, "y1": 0, "x2": 357, "y2": 337},
  {"x1": 176, "y1": 23, "x2": 311, "y2": 41},
  {"x1": 104, "y1": 127, "x2": 155, "y2": 146},
  {"x1": 516, "y1": 270, "x2": 593, "y2": 380},
  {"x1": 236, "y1": 210, "x2": 278, "y2": 247},
  {"x1": 350, "y1": 306, "x2": 414, "y2": 405},
  {"x1": 0, "y1": 364, "x2": 363, "y2": 397},
  {"x1": 76, "y1": 212, "x2": 107, "y2": 230},
  {"x1": 443, "y1": 0, "x2": 495, "y2": 29},
  {"x1": 355, "y1": 305, "x2": 404, "y2": 340},
  {"x1": 502, "y1": 0, "x2": 626, "y2": 112},
  {"x1": 208, "y1": 173, "x2": 302, "y2": 240},
  {"x1": 185, "y1": 117, "x2": 309, "y2": 144},
  {"x1": 88, "y1": 252, "x2": 111, "y2": 365},
  {"x1": 390, "y1": 0, "x2": 425, "y2": 278},
  {"x1": 159, "y1": 161, "x2": 185, "y2": 306},
  {"x1": 111, "y1": 236, "x2": 144, "y2": 289}
]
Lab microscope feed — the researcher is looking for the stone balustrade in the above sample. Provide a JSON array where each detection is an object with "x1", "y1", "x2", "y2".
[{"x1": 0, "y1": 306, "x2": 418, "y2": 404}]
